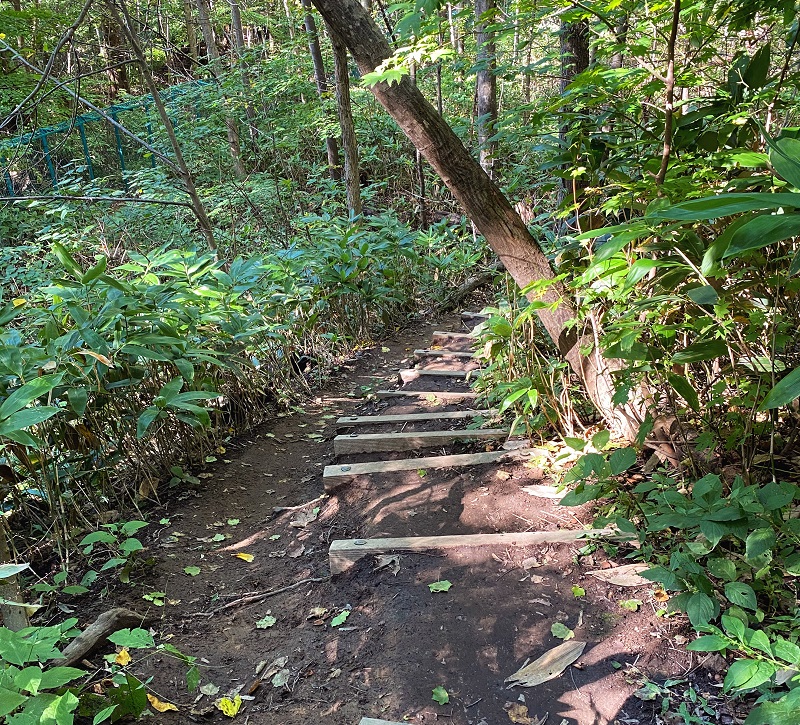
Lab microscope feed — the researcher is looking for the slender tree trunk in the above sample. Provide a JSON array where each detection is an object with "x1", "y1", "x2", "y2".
[
  {"x1": 107, "y1": 0, "x2": 218, "y2": 252},
  {"x1": 182, "y1": 0, "x2": 198, "y2": 68},
  {"x1": 98, "y1": 17, "x2": 130, "y2": 99},
  {"x1": 327, "y1": 23, "x2": 361, "y2": 215},
  {"x1": 655, "y1": 0, "x2": 681, "y2": 185},
  {"x1": 196, "y1": 0, "x2": 246, "y2": 178},
  {"x1": 229, "y1": 0, "x2": 258, "y2": 144},
  {"x1": 310, "y1": 0, "x2": 643, "y2": 439},
  {"x1": 301, "y1": 0, "x2": 340, "y2": 180},
  {"x1": 409, "y1": 61, "x2": 427, "y2": 227},
  {"x1": 282, "y1": 0, "x2": 295, "y2": 40},
  {"x1": 475, "y1": 0, "x2": 497, "y2": 176},
  {"x1": 0, "y1": 523, "x2": 29, "y2": 631}
]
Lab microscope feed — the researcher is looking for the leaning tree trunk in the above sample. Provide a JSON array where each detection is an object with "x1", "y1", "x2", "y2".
[
  {"x1": 301, "y1": 0, "x2": 341, "y2": 180},
  {"x1": 327, "y1": 23, "x2": 362, "y2": 216},
  {"x1": 475, "y1": 0, "x2": 497, "y2": 176},
  {"x1": 309, "y1": 0, "x2": 644, "y2": 440}
]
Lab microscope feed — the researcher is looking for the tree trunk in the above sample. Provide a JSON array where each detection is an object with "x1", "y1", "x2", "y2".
[
  {"x1": 301, "y1": 0, "x2": 341, "y2": 180},
  {"x1": 309, "y1": 0, "x2": 643, "y2": 440},
  {"x1": 475, "y1": 0, "x2": 497, "y2": 176},
  {"x1": 0, "y1": 522, "x2": 29, "y2": 631},
  {"x1": 182, "y1": 0, "x2": 198, "y2": 68},
  {"x1": 327, "y1": 23, "x2": 361, "y2": 216},
  {"x1": 98, "y1": 17, "x2": 130, "y2": 99},
  {"x1": 229, "y1": 0, "x2": 259, "y2": 144},
  {"x1": 196, "y1": 0, "x2": 246, "y2": 178},
  {"x1": 409, "y1": 61, "x2": 427, "y2": 227}
]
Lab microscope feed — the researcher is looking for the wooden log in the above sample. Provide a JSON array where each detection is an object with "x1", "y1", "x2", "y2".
[
  {"x1": 53, "y1": 608, "x2": 150, "y2": 667},
  {"x1": 413, "y1": 349, "x2": 474, "y2": 358},
  {"x1": 336, "y1": 410, "x2": 491, "y2": 427},
  {"x1": 376, "y1": 390, "x2": 477, "y2": 401},
  {"x1": 323, "y1": 449, "x2": 523, "y2": 490},
  {"x1": 431, "y1": 331, "x2": 473, "y2": 344},
  {"x1": 360, "y1": 719, "x2": 407, "y2": 725},
  {"x1": 333, "y1": 428, "x2": 508, "y2": 455},
  {"x1": 461, "y1": 311, "x2": 489, "y2": 320},
  {"x1": 330, "y1": 528, "x2": 619, "y2": 575}
]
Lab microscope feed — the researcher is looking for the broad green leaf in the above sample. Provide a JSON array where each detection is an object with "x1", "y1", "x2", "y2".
[
  {"x1": 591, "y1": 430, "x2": 610, "y2": 450},
  {"x1": 0, "y1": 687, "x2": 28, "y2": 718},
  {"x1": 0, "y1": 563, "x2": 30, "y2": 580},
  {"x1": 256, "y1": 615, "x2": 276, "y2": 628},
  {"x1": 0, "y1": 375, "x2": 63, "y2": 420},
  {"x1": 672, "y1": 339, "x2": 728, "y2": 364},
  {"x1": 723, "y1": 213, "x2": 800, "y2": 258},
  {"x1": 686, "y1": 592, "x2": 715, "y2": 627},
  {"x1": 745, "y1": 528, "x2": 776, "y2": 562},
  {"x1": 330, "y1": 610, "x2": 350, "y2": 627},
  {"x1": 429, "y1": 580, "x2": 452, "y2": 593},
  {"x1": 760, "y1": 366, "x2": 800, "y2": 410},
  {"x1": 183, "y1": 566, "x2": 200, "y2": 576},
  {"x1": 770, "y1": 136, "x2": 800, "y2": 190},
  {"x1": 609, "y1": 447, "x2": 636, "y2": 475},
  {"x1": 686, "y1": 635, "x2": 729, "y2": 652},
  {"x1": 431, "y1": 686, "x2": 449, "y2": 705},
  {"x1": 667, "y1": 373, "x2": 699, "y2": 411},
  {"x1": 92, "y1": 705, "x2": 117, "y2": 724},
  {"x1": 725, "y1": 582, "x2": 757, "y2": 611},
  {"x1": 550, "y1": 622, "x2": 574, "y2": 640},
  {"x1": 107, "y1": 628, "x2": 154, "y2": 649},
  {"x1": 652, "y1": 192, "x2": 800, "y2": 221},
  {"x1": 724, "y1": 659, "x2": 776, "y2": 692},
  {"x1": 686, "y1": 285, "x2": 719, "y2": 305}
]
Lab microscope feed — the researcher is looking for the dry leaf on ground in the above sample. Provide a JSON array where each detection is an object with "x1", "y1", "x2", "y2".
[
  {"x1": 147, "y1": 694, "x2": 178, "y2": 712},
  {"x1": 505, "y1": 641, "x2": 587, "y2": 688},
  {"x1": 586, "y1": 563, "x2": 650, "y2": 587}
]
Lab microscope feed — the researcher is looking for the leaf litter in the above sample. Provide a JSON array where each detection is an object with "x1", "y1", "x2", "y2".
[{"x1": 505, "y1": 641, "x2": 587, "y2": 688}]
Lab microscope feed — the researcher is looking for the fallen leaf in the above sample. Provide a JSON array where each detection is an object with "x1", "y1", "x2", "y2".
[
  {"x1": 234, "y1": 553, "x2": 254, "y2": 563},
  {"x1": 550, "y1": 622, "x2": 575, "y2": 641},
  {"x1": 432, "y1": 685, "x2": 449, "y2": 705},
  {"x1": 619, "y1": 599, "x2": 642, "y2": 612},
  {"x1": 505, "y1": 641, "x2": 587, "y2": 688},
  {"x1": 521, "y1": 484, "x2": 564, "y2": 499},
  {"x1": 184, "y1": 566, "x2": 201, "y2": 576},
  {"x1": 653, "y1": 588, "x2": 669, "y2": 602},
  {"x1": 216, "y1": 694, "x2": 242, "y2": 717},
  {"x1": 381, "y1": 347, "x2": 390, "y2": 353},
  {"x1": 307, "y1": 607, "x2": 328, "y2": 619},
  {"x1": 374, "y1": 554, "x2": 400, "y2": 575},
  {"x1": 522, "y1": 557, "x2": 541, "y2": 570},
  {"x1": 211, "y1": 533, "x2": 226, "y2": 542},
  {"x1": 495, "y1": 470, "x2": 512, "y2": 481},
  {"x1": 256, "y1": 615, "x2": 277, "y2": 629},
  {"x1": 288, "y1": 544, "x2": 305, "y2": 558},
  {"x1": 227, "y1": 518, "x2": 240, "y2": 526},
  {"x1": 115, "y1": 648, "x2": 131, "y2": 666},
  {"x1": 147, "y1": 694, "x2": 178, "y2": 712},
  {"x1": 417, "y1": 469, "x2": 428, "y2": 477},
  {"x1": 289, "y1": 507, "x2": 320, "y2": 528},
  {"x1": 271, "y1": 669, "x2": 290, "y2": 688},
  {"x1": 326, "y1": 668, "x2": 341, "y2": 682},
  {"x1": 269, "y1": 534, "x2": 281, "y2": 541},
  {"x1": 571, "y1": 586, "x2": 585, "y2": 598},
  {"x1": 200, "y1": 683, "x2": 220, "y2": 697},
  {"x1": 330, "y1": 610, "x2": 350, "y2": 627},
  {"x1": 429, "y1": 580, "x2": 453, "y2": 593},
  {"x1": 505, "y1": 702, "x2": 532, "y2": 724},
  {"x1": 586, "y1": 564, "x2": 650, "y2": 587}
]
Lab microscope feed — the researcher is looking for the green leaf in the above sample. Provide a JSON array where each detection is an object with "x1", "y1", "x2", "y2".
[
  {"x1": 707, "y1": 557, "x2": 737, "y2": 581},
  {"x1": 429, "y1": 580, "x2": 452, "y2": 593},
  {"x1": 745, "y1": 528, "x2": 776, "y2": 562},
  {"x1": 770, "y1": 136, "x2": 800, "y2": 190},
  {"x1": 723, "y1": 213, "x2": 800, "y2": 258},
  {"x1": 619, "y1": 599, "x2": 642, "y2": 612},
  {"x1": 609, "y1": 447, "x2": 637, "y2": 475},
  {"x1": 431, "y1": 686, "x2": 449, "y2": 705},
  {"x1": 686, "y1": 285, "x2": 719, "y2": 305},
  {"x1": 757, "y1": 481, "x2": 797, "y2": 510},
  {"x1": 550, "y1": 622, "x2": 574, "y2": 640},
  {"x1": 686, "y1": 635, "x2": 729, "y2": 652},
  {"x1": 724, "y1": 658, "x2": 776, "y2": 692},
  {"x1": 256, "y1": 615, "x2": 276, "y2": 629},
  {"x1": 92, "y1": 705, "x2": 117, "y2": 724},
  {"x1": 591, "y1": 430, "x2": 610, "y2": 450},
  {"x1": 747, "y1": 629, "x2": 773, "y2": 657},
  {"x1": 136, "y1": 407, "x2": 161, "y2": 439},
  {"x1": 746, "y1": 695, "x2": 800, "y2": 725},
  {"x1": 686, "y1": 592, "x2": 715, "y2": 627},
  {"x1": 760, "y1": 366, "x2": 800, "y2": 410},
  {"x1": 0, "y1": 563, "x2": 30, "y2": 579},
  {"x1": 667, "y1": 373, "x2": 699, "y2": 411},
  {"x1": 183, "y1": 566, "x2": 200, "y2": 576},
  {"x1": 107, "y1": 628, "x2": 154, "y2": 649},
  {"x1": 725, "y1": 582, "x2": 757, "y2": 611},
  {"x1": 672, "y1": 339, "x2": 728, "y2": 364},
  {"x1": 571, "y1": 586, "x2": 585, "y2": 598},
  {"x1": 0, "y1": 374, "x2": 63, "y2": 420},
  {"x1": 330, "y1": 610, "x2": 350, "y2": 627},
  {"x1": 652, "y1": 192, "x2": 800, "y2": 221},
  {"x1": 186, "y1": 665, "x2": 200, "y2": 693},
  {"x1": 0, "y1": 685, "x2": 26, "y2": 717}
]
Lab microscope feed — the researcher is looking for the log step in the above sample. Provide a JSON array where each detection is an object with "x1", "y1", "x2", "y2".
[
  {"x1": 414, "y1": 349, "x2": 475, "y2": 359},
  {"x1": 400, "y1": 368, "x2": 474, "y2": 379},
  {"x1": 360, "y1": 720, "x2": 406, "y2": 725},
  {"x1": 461, "y1": 311, "x2": 490, "y2": 320},
  {"x1": 337, "y1": 410, "x2": 491, "y2": 427},
  {"x1": 323, "y1": 449, "x2": 524, "y2": 490},
  {"x1": 330, "y1": 528, "x2": 619, "y2": 575},
  {"x1": 376, "y1": 390, "x2": 477, "y2": 401},
  {"x1": 431, "y1": 331, "x2": 474, "y2": 345},
  {"x1": 333, "y1": 428, "x2": 508, "y2": 455}
]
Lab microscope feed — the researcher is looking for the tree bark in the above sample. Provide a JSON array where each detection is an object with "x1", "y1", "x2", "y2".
[
  {"x1": 229, "y1": 0, "x2": 258, "y2": 144},
  {"x1": 327, "y1": 23, "x2": 362, "y2": 216},
  {"x1": 475, "y1": 0, "x2": 497, "y2": 176},
  {"x1": 309, "y1": 0, "x2": 643, "y2": 439},
  {"x1": 301, "y1": 0, "x2": 341, "y2": 180},
  {"x1": 655, "y1": 0, "x2": 681, "y2": 185},
  {"x1": 98, "y1": 17, "x2": 130, "y2": 99},
  {"x1": 196, "y1": 0, "x2": 246, "y2": 178},
  {"x1": 182, "y1": 0, "x2": 198, "y2": 68}
]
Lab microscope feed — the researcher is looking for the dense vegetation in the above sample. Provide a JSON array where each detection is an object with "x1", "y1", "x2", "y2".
[{"x1": 2, "y1": 0, "x2": 800, "y2": 721}]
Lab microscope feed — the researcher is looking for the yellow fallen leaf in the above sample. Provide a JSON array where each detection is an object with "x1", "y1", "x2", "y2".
[
  {"x1": 234, "y1": 553, "x2": 254, "y2": 563},
  {"x1": 147, "y1": 694, "x2": 178, "y2": 712},
  {"x1": 12, "y1": 298, "x2": 26, "y2": 307},
  {"x1": 115, "y1": 648, "x2": 131, "y2": 666},
  {"x1": 216, "y1": 695, "x2": 242, "y2": 717}
]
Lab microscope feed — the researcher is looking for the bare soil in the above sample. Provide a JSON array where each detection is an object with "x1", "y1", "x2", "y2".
[{"x1": 68, "y1": 311, "x2": 719, "y2": 725}]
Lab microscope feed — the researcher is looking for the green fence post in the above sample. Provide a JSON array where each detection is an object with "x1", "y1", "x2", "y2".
[
  {"x1": 40, "y1": 134, "x2": 57, "y2": 187},
  {"x1": 77, "y1": 121, "x2": 95, "y2": 180}
]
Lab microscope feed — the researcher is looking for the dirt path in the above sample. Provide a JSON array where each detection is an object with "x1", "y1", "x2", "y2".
[{"x1": 84, "y1": 311, "x2": 698, "y2": 725}]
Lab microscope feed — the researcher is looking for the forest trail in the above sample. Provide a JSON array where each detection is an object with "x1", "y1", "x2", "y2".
[{"x1": 93, "y1": 310, "x2": 698, "y2": 725}]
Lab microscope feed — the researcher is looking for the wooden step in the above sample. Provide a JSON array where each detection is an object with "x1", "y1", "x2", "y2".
[
  {"x1": 414, "y1": 348, "x2": 474, "y2": 359},
  {"x1": 323, "y1": 449, "x2": 524, "y2": 490},
  {"x1": 330, "y1": 528, "x2": 619, "y2": 575},
  {"x1": 461, "y1": 311, "x2": 490, "y2": 320},
  {"x1": 399, "y1": 368, "x2": 474, "y2": 378},
  {"x1": 431, "y1": 330, "x2": 474, "y2": 345},
  {"x1": 376, "y1": 390, "x2": 477, "y2": 401},
  {"x1": 333, "y1": 428, "x2": 508, "y2": 455},
  {"x1": 360, "y1": 719, "x2": 405, "y2": 725},
  {"x1": 337, "y1": 410, "x2": 491, "y2": 427}
]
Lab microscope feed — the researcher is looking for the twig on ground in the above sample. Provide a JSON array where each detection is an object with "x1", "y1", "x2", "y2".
[
  {"x1": 269, "y1": 493, "x2": 328, "y2": 518},
  {"x1": 202, "y1": 576, "x2": 329, "y2": 615}
]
